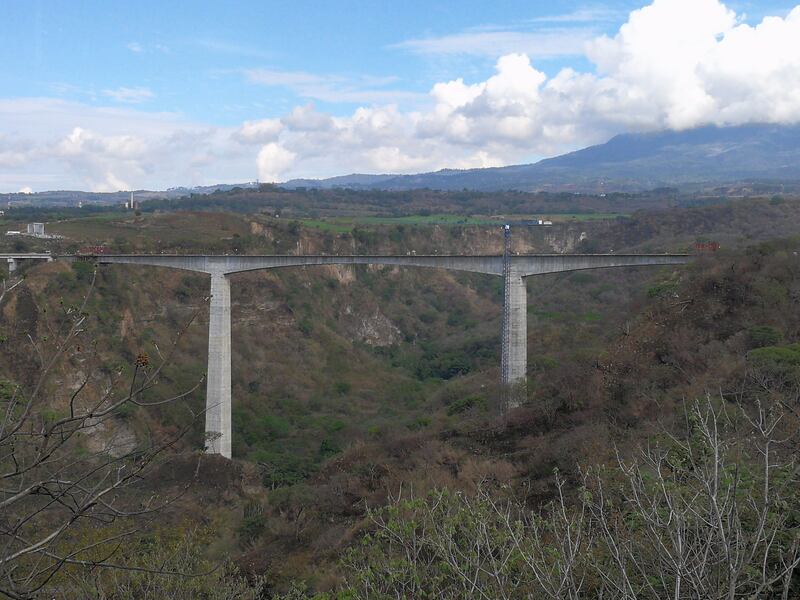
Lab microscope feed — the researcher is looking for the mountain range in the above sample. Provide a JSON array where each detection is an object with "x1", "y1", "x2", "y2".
[
  {"x1": 5, "y1": 124, "x2": 800, "y2": 205},
  {"x1": 283, "y1": 123, "x2": 800, "y2": 193}
]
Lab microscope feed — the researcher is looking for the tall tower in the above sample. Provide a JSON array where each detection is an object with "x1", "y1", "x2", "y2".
[{"x1": 500, "y1": 225, "x2": 512, "y2": 384}]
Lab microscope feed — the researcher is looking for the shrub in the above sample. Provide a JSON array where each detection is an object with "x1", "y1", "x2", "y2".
[
  {"x1": 748, "y1": 325, "x2": 782, "y2": 348},
  {"x1": 333, "y1": 381, "x2": 352, "y2": 395},
  {"x1": 446, "y1": 394, "x2": 485, "y2": 415},
  {"x1": 319, "y1": 437, "x2": 341, "y2": 459},
  {"x1": 647, "y1": 280, "x2": 679, "y2": 298},
  {"x1": 237, "y1": 501, "x2": 266, "y2": 544}
]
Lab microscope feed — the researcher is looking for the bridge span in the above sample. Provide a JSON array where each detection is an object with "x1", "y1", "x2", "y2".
[
  {"x1": 5, "y1": 252, "x2": 691, "y2": 458},
  {"x1": 1, "y1": 253, "x2": 53, "y2": 273}
]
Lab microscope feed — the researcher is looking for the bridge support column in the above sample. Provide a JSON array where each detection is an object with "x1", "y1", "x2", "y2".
[
  {"x1": 205, "y1": 272, "x2": 232, "y2": 458},
  {"x1": 7, "y1": 258, "x2": 17, "y2": 274},
  {"x1": 501, "y1": 269, "x2": 527, "y2": 409}
]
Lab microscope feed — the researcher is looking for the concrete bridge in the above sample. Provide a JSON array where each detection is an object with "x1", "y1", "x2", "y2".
[
  {"x1": 1, "y1": 252, "x2": 53, "y2": 273},
  {"x1": 4, "y1": 252, "x2": 691, "y2": 458}
]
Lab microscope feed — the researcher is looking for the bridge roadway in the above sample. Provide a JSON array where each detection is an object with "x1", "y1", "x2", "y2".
[
  {"x1": 5, "y1": 252, "x2": 692, "y2": 458},
  {"x1": 1, "y1": 253, "x2": 52, "y2": 273}
]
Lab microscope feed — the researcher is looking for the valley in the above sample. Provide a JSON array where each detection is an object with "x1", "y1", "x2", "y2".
[{"x1": 3, "y1": 189, "x2": 800, "y2": 595}]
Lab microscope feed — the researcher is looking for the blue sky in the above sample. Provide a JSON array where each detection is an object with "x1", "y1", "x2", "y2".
[
  {"x1": 1, "y1": 0, "x2": 799, "y2": 191},
  {"x1": 2, "y1": 1, "x2": 638, "y2": 122}
]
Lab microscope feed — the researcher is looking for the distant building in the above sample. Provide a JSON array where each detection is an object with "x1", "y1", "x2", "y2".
[
  {"x1": 10, "y1": 222, "x2": 63, "y2": 240},
  {"x1": 27, "y1": 223, "x2": 45, "y2": 236}
]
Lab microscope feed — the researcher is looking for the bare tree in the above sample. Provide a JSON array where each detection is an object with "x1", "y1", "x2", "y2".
[
  {"x1": 585, "y1": 396, "x2": 800, "y2": 600},
  {"x1": 341, "y1": 397, "x2": 800, "y2": 599},
  {"x1": 0, "y1": 267, "x2": 207, "y2": 598}
]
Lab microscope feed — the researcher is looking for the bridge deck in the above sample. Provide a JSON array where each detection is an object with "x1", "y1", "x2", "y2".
[{"x1": 90, "y1": 253, "x2": 691, "y2": 277}]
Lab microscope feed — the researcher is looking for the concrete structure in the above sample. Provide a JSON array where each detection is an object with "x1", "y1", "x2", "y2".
[
  {"x1": 1, "y1": 252, "x2": 53, "y2": 274},
  {"x1": 86, "y1": 252, "x2": 691, "y2": 458},
  {"x1": 27, "y1": 223, "x2": 45, "y2": 236},
  {"x1": 205, "y1": 272, "x2": 232, "y2": 457},
  {"x1": 8, "y1": 224, "x2": 62, "y2": 240}
]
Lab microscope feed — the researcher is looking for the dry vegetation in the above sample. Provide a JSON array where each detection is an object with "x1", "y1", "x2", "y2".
[{"x1": 2, "y1": 193, "x2": 800, "y2": 596}]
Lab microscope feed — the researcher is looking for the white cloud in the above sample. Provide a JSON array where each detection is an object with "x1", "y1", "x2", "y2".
[
  {"x1": 528, "y1": 8, "x2": 625, "y2": 23},
  {"x1": 126, "y1": 42, "x2": 143, "y2": 53},
  {"x1": 102, "y1": 87, "x2": 155, "y2": 104},
  {"x1": 4, "y1": 0, "x2": 800, "y2": 190},
  {"x1": 244, "y1": 68, "x2": 423, "y2": 104},
  {"x1": 0, "y1": 98, "x2": 258, "y2": 191},
  {"x1": 18, "y1": 186, "x2": 33, "y2": 194},
  {"x1": 257, "y1": 143, "x2": 296, "y2": 182},
  {"x1": 393, "y1": 27, "x2": 597, "y2": 58},
  {"x1": 232, "y1": 118, "x2": 283, "y2": 144},
  {"x1": 197, "y1": 39, "x2": 272, "y2": 60}
]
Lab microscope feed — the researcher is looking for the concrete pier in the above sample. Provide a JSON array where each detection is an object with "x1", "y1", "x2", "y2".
[
  {"x1": 6, "y1": 258, "x2": 16, "y2": 274},
  {"x1": 205, "y1": 272, "x2": 232, "y2": 458},
  {"x1": 501, "y1": 268, "x2": 527, "y2": 408}
]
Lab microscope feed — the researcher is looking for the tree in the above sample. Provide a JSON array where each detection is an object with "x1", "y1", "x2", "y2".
[
  {"x1": 340, "y1": 397, "x2": 800, "y2": 599},
  {"x1": 0, "y1": 267, "x2": 211, "y2": 598}
]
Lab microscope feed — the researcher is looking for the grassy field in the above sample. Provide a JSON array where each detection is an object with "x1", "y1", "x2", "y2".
[{"x1": 298, "y1": 212, "x2": 627, "y2": 232}]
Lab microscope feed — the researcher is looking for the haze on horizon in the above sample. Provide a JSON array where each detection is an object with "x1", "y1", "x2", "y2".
[{"x1": 2, "y1": 0, "x2": 800, "y2": 193}]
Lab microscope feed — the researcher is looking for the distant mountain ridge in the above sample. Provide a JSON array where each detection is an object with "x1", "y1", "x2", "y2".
[
  {"x1": 2, "y1": 182, "x2": 260, "y2": 207},
  {"x1": 282, "y1": 123, "x2": 800, "y2": 193}
]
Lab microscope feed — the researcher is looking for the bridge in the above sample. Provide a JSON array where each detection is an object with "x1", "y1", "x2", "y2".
[
  {"x1": 1, "y1": 253, "x2": 53, "y2": 273},
  {"x1": 4, "y1": 252, "x2": 691, "y2": 458}
]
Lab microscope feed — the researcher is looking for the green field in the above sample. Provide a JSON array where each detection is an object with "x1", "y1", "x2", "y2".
[{"x1": 299, "y1": 212, "x2": 627, "y2": 232}]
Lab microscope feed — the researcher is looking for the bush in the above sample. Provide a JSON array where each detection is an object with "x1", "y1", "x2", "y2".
[
  {"x1": 237, "y1": 501, "x2": 266, "y2": 544},
  {"x1": 748, "y1": 343, "x2": 800, "y2": 381},
  {"x1": 446, "y1": 394, "x2": 485, "y2": 415},
  {"x1": 748, "y1": 325, "x2": 782, "y2": 348},
  {"x1": 298, "y1": 316, "x2": 314, "y2": 336},
  {"x1": 255, "y1": 451, "x2": 316, "y2": 488},
  {"x1": 647, "y1": 279, "x2": 678, "y2": 298},
  {"x1": 319, "y1": 437, "x2": 341, "y2": 459},
  {"x1": 333, "y1": 381, "x2": 352, "y2": 395},
  {"x1": 71, "y1": 260, "x2": 95, "y2": 283}
]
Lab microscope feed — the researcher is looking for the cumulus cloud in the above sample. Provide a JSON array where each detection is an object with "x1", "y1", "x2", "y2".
[
  {"x1": 0, "y1": 98, "x2": 260, "y2": 191},
  {"x1": 257, "y1": 143, "x2": 296, "y2": 182},
  {"x1": 18, "y1": 186, "x2": 33, "y2": 194},
  {"x1": 232, "y1": 118, "x2": 283, "y2": 144},
  {"x1": 265, "y1": 0, "x2": 800, "y2": 177}
]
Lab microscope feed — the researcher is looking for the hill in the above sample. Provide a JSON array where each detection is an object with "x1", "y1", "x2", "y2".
[
  {"x1": 283, "y1": 123, "x2": 800, "y2": 193},
  {"x1": 3, "y1": 197, "x2": 800, "y2": 594}
]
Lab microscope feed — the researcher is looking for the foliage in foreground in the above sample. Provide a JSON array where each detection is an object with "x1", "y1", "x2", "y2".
[
  {"x1": 64, "y1": 528, "x2": 264, "y2": 600},
  {"x1": 339, "y1": 398, "x2": 800, "y2": 599}
]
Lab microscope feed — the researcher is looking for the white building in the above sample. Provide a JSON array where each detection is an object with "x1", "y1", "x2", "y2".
[{"x1": 27, "y1": 223, "x2": 45, "y2": 236}]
